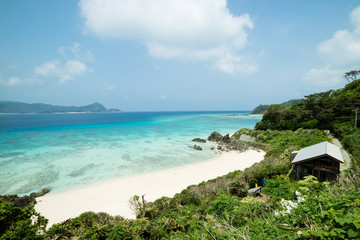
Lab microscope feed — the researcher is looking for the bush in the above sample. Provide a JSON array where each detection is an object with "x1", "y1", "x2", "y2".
[{"x1": 0, "y1": 198, "x2": 47, "y2": 240}]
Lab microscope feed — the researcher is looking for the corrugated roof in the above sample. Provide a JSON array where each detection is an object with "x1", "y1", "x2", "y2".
[{"x1": 291, "y1": 141, "x2": 344, "y2": 164}]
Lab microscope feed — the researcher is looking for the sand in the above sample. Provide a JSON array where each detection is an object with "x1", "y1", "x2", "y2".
[{"x1": 35, "y1": 149, "x2": 265, "y2": 226}]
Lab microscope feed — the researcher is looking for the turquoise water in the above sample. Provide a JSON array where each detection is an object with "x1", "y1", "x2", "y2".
[{"x1": 0, "y1": 112, "x2": 261, "y2": 195}]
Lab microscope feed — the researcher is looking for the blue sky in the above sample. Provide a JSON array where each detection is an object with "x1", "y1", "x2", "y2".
[{"x1": 0, "y1": 0, "x2": 359, "y2": 111}]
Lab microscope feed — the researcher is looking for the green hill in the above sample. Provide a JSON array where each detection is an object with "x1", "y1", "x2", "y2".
[
  {"x1": 256, "y1": 80, "x2": 360, "y2": 131},
  {"x1": 251, "y1": 99, "x2": 302, "y2": 114},
  {"x1": 0, "y1": 101, "x2": 121, "y2": 113}
]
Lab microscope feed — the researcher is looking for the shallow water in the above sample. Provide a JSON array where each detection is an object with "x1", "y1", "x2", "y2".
[{"x1": 0, "y1": 111, "x2": 261, "y2": 195}]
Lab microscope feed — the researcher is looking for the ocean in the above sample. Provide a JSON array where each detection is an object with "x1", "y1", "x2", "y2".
[{"x1": 0, "y1": 111, "x2": 261, "y2": 196}]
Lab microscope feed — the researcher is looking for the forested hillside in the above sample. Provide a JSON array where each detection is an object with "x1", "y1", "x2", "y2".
[{"x1": 251, "y1": 99, "x2": 302, "y2": 114}]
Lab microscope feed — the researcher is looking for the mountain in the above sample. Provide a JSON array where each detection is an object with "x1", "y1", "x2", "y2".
[
  {"x1": 0, "y1": 101, "x2": 121, "y2": 114},
  {"x1": 251, "y1": 99, "x2": 302, "y2": 114}
]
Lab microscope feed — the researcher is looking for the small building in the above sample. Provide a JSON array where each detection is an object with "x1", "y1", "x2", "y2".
[{"x1": 292, "y1": 141, "x2": 343, "y2": 181}]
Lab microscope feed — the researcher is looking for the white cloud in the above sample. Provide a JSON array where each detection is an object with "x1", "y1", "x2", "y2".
[
  {"x1": 79, "y1": 0, "x2": 255, "y2": 74},
  {"x1": 302, "y1": 66, "x2": 342, "y2": 86},
  {"x1": 0, "y1": 76, "x2": 21, "y2": 86},
  {"x1": 215, "y1": 53, "x2": 257, "y2": 74},
  {"x1": 303, "y1": 5, "x2": 360, "y2": 86},
  {"x1": 318, "y1": 5, "x2": 360, "y2": 66},
  {"x1": 57, "y1": 42, "x2": 94, "y2": 62},
  {"x1": 35, "y1": 60, "x2": 91, "y2": 84},
  {"x1": 35, "y1": 43, "x2": 93, "y2": 84},
  {"x1": 0, "y1": 74, "x2": 41, "y2": 87}
]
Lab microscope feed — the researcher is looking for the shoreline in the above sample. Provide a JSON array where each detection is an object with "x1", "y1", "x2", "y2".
[{"x1": 35, "y1": 149, "x2": 265, "y2": 227}]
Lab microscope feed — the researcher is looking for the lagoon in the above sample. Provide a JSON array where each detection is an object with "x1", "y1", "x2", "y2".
[{"x1": 0, "y1": 111, "x2": 261, "y2": 195}]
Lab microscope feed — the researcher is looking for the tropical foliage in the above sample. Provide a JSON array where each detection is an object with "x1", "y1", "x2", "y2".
[{"x1": 256, "y1": 79, "x2": 360, "y2": 131}]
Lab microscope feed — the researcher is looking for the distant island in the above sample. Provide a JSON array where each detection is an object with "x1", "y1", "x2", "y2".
[
  {"x1": 251, "y1": 99, "x2": 302, "y2": 114},
  {"x1": 0, "y1": 101, "x2": 121, "y2": 114}
]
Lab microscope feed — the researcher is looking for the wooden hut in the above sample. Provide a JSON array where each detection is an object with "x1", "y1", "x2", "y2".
[{"x1": 292, "y1": 141, "x2": 343, "y2": 181}]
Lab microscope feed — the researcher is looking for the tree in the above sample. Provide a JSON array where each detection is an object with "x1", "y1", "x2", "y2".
[{"x1": 344, "y1": 70, "x2": 360, "y2": 83}]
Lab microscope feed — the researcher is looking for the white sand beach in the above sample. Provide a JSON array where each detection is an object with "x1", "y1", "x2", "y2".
[{"x1": 35, "y1": 149, "x2": 265, "y2": 227}]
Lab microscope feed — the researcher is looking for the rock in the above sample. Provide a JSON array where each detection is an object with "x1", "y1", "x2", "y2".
[
  {"x1": 208, "y1": 131, "x2": 223, "y2": 141},
  {"x1": 194, "y1": 145, "x2": 203, "y2": 150},
  {"x1": 192, "y1": 138, "x2": 206, "y2": 143},
  {"x1": 0, "y1": 195, "x2": 36, "y2": 207},
  {"x1": 30, "y1": 188, "x2": 50, "y2": 198},
  {"x1": 0, "y1": 188, "x2": 51, "y2": 208},
  {"x1": 239, "y1": 134, "x2": 256, "y2": 143},
  {"x1": 222, "y1": 134, "x2": 231, "y2": 142}
]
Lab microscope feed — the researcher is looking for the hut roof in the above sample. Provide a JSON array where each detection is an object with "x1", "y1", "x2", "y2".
[{"x1": 291, "y1": 141, "x2": 343, "y2": 164}]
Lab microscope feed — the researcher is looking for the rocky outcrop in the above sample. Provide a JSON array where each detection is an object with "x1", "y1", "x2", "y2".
[
  {"x1": 0, "y1": 188, "x2": 50, "y2": 207},
  {"x1": 193, "y1": 145, "x2": 203, "y2": 150},
  {"x1": 192, "y1": 138, "x2": 206, "y2": 143},
  {"x1": 30, "y1": 188, "x2": 50, "y2": 198},
  {"x1": 208, "y1": 131, "x2": 223, "y2": 141},
  {"x1": 0, "y1": 195, "x2": 36, "y2": 208},
  {"x1": 239, "y1": 134, "x2": 256, "y2": 143},
  {"x1": 208, "y1": 131, "x2": 248, "y2": 152}
]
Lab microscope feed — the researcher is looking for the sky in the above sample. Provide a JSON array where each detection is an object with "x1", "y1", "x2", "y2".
[{"x1": 0, "y1": 0, "x2": 360, "y2": 111}]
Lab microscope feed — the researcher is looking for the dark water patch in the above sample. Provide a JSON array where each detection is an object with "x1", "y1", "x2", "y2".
[
  {"x1": 4, "y1": 138, "x2": 19, "y2": 144},
  {"x1": 122, "y1": 153, "x2": 131, "y2": 161},
  {"x1": 14, "y1": 169, "x2": 59, "y2": 195},
  {"x1": 67, "y1": 164, "x2": 96, "y2": 178},
  {"x1": 0, "y1": 152, "x2": 24, "y2": 158}
]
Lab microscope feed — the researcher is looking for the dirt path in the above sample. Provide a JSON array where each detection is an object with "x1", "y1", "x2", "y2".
[{"x1": 330, "y1": 136, "x2": 351, "y2": 170}]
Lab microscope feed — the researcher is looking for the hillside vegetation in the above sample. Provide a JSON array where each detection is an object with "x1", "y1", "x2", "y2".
[{"x1": 251, "y1": 99, "x2": 302, "y2": 114}]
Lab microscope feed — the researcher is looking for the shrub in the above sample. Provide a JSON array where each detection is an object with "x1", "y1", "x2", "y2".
[{"x1": 0, "y1": 198, "x2": 47, "y2": 240}]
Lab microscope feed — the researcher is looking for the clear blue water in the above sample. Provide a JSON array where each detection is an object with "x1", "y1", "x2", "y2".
[{"x1": 0, "y1": 111, "x2": 261, "y2": 195}]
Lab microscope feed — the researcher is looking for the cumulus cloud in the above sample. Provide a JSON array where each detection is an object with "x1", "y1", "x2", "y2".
[
  {"x1": 0, "y1": 76, "x2": 21, "y2": 86},
  {"x1": 35, "y1": 60, "x2": 91, "y2": 84},
  {"x1": 302, "y1": 66, "x2": 342, "y2": 86},
  {"x1": 215, "y1": 53, "x2": 257, "y2": 74},
  {"x1": 58, "y1": 42, "x2": 94, "y2": 62},
  {"x1": 303, "y1": 5, "x2": 360, "y2": 86},
  {"x1": 79, "y1": 0, "x2": 256, "y2": 74},
  {"x1": 0, "y1": 74, "x2": 41, "y2": 87},
  {"x1": 318, "y1": 6, "x2": 360, "y2": 65},
  {"x1": 35, "y1": 43, "x2": 93, "y2": 84}
]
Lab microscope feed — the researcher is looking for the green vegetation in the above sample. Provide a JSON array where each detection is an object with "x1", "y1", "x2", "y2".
[
  {"x1": 251, "y1": 99, "x2": 302, "y2": 114},
  {"x1": 256, "y1": 79, "x2": 360, "y2": 131},
  {"x1": 251, "y1": 104, "x2": 270, "y2": 114},
  {"x1": 0, "y1": 199, "x2": 47, "y2": 239}
]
